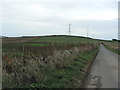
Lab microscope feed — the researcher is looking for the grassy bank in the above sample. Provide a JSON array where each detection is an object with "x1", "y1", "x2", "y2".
[
  {"x1": 105, "y1": 46, "x2": 119, "y2": 54},
  {"x1": 2, "y1": 35, "x2": 100, "y2": 88},
  {"x1": 103, "y1": 42, "x2": 120, "y2": 55},
  {"x1": 30, "y1": 48, "x2": 99, "y2": 88}
]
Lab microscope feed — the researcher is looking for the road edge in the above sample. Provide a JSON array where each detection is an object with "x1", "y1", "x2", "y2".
[{"x1": 81, "y1": 46, "x2": 100, "y2": 88}]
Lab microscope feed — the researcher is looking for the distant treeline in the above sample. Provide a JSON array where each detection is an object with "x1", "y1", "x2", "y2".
[{"x1": 112, "y1": 39, "x2": 120, "y2": 42}]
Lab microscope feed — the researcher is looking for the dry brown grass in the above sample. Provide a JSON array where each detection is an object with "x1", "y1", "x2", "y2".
[
  {"x1": 2, "y1": 42, "x2": 98, "y2": 88},
  {"x1": 2, "y1": 37, "x2": 37, "y2": 43}
]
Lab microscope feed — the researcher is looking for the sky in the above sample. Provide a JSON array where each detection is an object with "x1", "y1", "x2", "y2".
[{"x1": 0, "y1": 0, "x2": 119, "y2": 40}]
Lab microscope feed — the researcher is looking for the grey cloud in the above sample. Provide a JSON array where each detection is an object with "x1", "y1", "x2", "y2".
[
  {"x1": 1, "y1": 1, "x2": 118, "y2": 40},
  {"x1": 2, "y1": 16, "x2": 118, "y2": 40}
]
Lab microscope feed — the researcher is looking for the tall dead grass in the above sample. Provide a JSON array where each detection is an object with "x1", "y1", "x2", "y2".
[{"x1": 2, "y1": 43, "x2": 98, "y2": 88}]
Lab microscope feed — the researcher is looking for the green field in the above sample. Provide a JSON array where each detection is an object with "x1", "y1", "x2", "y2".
[
  {"x1": 2, "y1": 35, "x2": 115, "y2": 56},
  {"x1": 2, "y1": 35, "x2": 100, "y2": 56},
  {"x1": 32, "y1": 35, "x2": 105, "y2": 44}
]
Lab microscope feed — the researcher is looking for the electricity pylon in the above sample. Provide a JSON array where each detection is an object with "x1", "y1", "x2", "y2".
[{"x1": 68, "y1": 23, "x2": 71, "y2": 35}]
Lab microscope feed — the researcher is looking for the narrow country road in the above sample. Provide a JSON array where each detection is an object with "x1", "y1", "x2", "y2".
[{"x1": 85, "y1": 44, "x2": 118, "y2": 88}]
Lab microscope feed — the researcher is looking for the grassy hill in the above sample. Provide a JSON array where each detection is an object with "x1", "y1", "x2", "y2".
[
  {"x1": 2, "y1": 35, "x2": 114, "y2": 56},
  {"x1": 2, "y1": 35, "x2": 112, "y2": 44},
  {"x1": 31, "y1": 35, "x2": 106, "y2": 44}
]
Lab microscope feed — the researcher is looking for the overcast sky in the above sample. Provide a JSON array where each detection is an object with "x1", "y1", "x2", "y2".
[{"x1": 0, "y1": 0, "x2": 119, "y2": 40}]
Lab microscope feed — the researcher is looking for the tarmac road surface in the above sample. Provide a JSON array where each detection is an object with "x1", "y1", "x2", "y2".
[{"x1": 85, "y1": 44, "x2": 118, "y2": 88}]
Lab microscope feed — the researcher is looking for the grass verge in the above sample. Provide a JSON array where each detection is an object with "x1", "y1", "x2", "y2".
[
  {"x1": 104, "y1": 44, "x2": 120, "y2": 55},
  {"x1": 30, "y1": 47, "x2": 99, "y2": 88}
]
